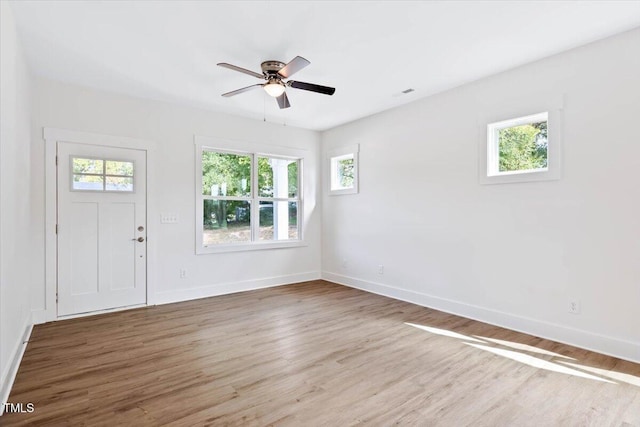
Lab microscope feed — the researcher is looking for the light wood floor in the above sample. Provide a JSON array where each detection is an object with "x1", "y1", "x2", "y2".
[{"x1": 4, "y1": 280, "x2": 640, "y2": 426}]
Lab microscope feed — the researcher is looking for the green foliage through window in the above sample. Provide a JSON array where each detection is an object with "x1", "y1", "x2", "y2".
[
  {"x1": 202, "y1": 152, "x2": 251, "y2": 197},
  {"x1": 498, "y1": 121, "x2": 548, "y2": 172},
  {"x1": 331, "y1": 154, "x2": 355, "y2": 190},
  {"x1": 338, "y1": 158, "x2": 354, "y2": 188},
  {"x1": 200, "y1": 149, "x2": 301, "y2": 245}
]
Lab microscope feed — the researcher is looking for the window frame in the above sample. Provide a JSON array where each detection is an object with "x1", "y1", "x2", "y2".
[
  {"x1": 195, "y1": 136, "x2": 306, "y2": 254},
  {"x1": 479, "y1": 98, "x2": 563, "y2": 185},
  {"x1": 487, "y1": 111, "x2": 549, "y2": 177},
  {"x1": 328, "y1": 144, "x2": 359, "y2": 195}
]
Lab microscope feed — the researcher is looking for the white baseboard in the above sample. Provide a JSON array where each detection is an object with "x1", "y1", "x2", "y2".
[
  {"x1": 322, "y1": 271, "x2": 640, "y2": 364},
  {"x1": 57, "y1": 304, "x2": 148, "y2": 321},
  {"x1": 154, "y1": 271, "x2": 321, "y2": 305},
  {"x1": 0, "y1": 320, "x2": 33, "y2": 416}
]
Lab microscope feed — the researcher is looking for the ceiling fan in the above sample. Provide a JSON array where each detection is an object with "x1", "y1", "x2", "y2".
[{"x1": 217, "y1": 56, "x2": 335, "y2": 109}]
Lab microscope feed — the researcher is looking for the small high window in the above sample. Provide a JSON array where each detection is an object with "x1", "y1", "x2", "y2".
[
  {"x1": 328, "y1": 144, "x2": 359, "y2": 195},
  {"x1": 331, "y1": 154, "x2": 355, "y2": 190},
  {"x1": 480, "y1": 106, "x2": 561, "y2": 185}
]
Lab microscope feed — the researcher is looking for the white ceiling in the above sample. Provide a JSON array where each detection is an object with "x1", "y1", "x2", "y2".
[{"x1": 9, "y1": 1, "x2": 640, "y2": 131}]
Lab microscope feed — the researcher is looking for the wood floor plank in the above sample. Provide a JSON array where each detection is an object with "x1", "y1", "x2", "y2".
[{"x1": 3, "y1": 280, "x2": 639, "y2": 426}]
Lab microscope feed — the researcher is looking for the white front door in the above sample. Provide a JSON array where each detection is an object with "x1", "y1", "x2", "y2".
[{"x1": 57, "y1": 142, "x2": 147, "y2": 316}]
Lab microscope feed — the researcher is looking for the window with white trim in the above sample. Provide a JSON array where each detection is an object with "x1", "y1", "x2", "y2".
[
  {"x1": 328, "y1": 144, "x2": 359, "y2": 195},
  {"x1": 479, "y1": 103, "x2": 562, "y2": 185},
  {"x1": 196, "y1": 140, "x2": 304, "y2": 253}
]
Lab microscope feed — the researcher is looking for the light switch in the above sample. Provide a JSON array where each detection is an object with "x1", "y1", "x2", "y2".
[{"x1": 160, "y1": 213, "x2": 178, "y2": 224}]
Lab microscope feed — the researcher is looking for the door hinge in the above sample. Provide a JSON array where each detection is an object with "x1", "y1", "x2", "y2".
[
  {"x1": 55, "y1": 224, "x2": 58, "y2": 234},
  {"x1": 55, "y1": 155, "x2": 58, "y2": 166},
  {"x1": 56, "y1": 293, "x2": 58, "y2": 303}
]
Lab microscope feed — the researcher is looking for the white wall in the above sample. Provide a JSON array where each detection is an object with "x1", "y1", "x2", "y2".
[
  {"x1": 0, "y1": 1, "x2": 34, "y2": 405},
  {"x1": 321, "y1": 28, "x2": 640, "y2": 363},
  {"x1": 30, "y1": 77, "x2": 322, "y2": 314}
]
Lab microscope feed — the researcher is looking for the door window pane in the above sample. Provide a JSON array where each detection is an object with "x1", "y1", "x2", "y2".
[
  {"x1": 73, "y1": 158, "x2": 103, "y2": 174},
  {"x1": 106, "y1": 176, "x2": 134, "y2": 192},
  {"x1": 203, "y1": 200, "x2": 251, "y2": 245},
  {"x1": 106, "y1": 160, "x2": 134, "y2": 176},
  {"x1": 73, "y1": 174, "x2": 104, "y2": 191}
]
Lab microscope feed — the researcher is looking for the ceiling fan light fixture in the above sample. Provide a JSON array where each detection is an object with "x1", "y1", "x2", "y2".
[{"x1": 264, "y1": 81, "x2": 285, "y2": 97}]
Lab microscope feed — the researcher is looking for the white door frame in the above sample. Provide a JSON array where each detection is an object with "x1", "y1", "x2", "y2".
[{"x1": 40, "y1": 127, "x2": 158, "y2": 323}]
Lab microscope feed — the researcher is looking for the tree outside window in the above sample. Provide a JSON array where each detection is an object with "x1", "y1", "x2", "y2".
[{"x1": 487, "y1": 112, "x2": 549, "y2": 176}]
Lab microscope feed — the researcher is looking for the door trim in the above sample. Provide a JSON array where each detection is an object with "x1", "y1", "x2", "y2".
[{"x1": 40, "y1": 127, "x2": 157, "y2": 323}]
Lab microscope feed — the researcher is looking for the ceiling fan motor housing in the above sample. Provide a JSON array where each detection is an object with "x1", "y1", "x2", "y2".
[{"x1": 261, "y1": 60, "x2": 286, "y2": 76}]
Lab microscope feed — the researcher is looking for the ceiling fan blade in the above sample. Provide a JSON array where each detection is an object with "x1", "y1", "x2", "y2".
[
  {"x1": 217, "y1": 63, "x2": 264, "y2": 79},
  {"x1": 289, "y1": 80, "x2": 336, "y2": 96},
  {"x1": 222, "y1": 84, "x2": 263, "y2": 97},
  {"x1": 276, "y1": 92, "x2": 291, "y2": 109},
  {"x1": 278, "y1": 56, "x2": 310, "y2": 78}
]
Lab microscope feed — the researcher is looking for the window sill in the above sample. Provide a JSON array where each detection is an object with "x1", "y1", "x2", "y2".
[
  {"x1": 480, "y1": 168, "x2": 559, "y2": 185},
  {"x1": 329, "y1": 187, "x2": 358, "y2": 196},
  {"x1": 196, "y1": 240, "x2": 307, "y2": 254}
]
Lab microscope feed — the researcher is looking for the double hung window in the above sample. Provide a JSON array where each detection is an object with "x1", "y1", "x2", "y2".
[{"x1": 196, "y1": 138, "x2": 304, "y2": 253}]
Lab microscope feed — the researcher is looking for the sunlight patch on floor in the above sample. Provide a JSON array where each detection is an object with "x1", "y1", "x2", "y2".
[
  {"x1": 404, "y1": 322, "x2": 486, "y2": 343},
  {"x1": 557, "y1": 361, "x2": 640, "y2": 387},
  {"x1": 464, "y1": 343, "x2": 616, "y2": 384},
  {"x1": 473, "y1": 336, "x2": 575, "y2": 360}
]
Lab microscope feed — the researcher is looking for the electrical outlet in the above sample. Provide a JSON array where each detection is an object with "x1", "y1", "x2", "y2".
[
  {"x1": 568, "y1": 299, "x2": 580, "y2": 314},
  {"x1": 180, "y1": 268, "x2": 187, "y2": 279},
  {"x1": 341, "y1": 258, "x2": 348, "y2": 269},
  {"x1": 377, "y1": 265, "x2": 384, "y2": 275}
]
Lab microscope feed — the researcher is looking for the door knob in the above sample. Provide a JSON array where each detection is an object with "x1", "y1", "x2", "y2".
[{"x1": 132, "y1": 237, "x2": 145, "y2": 242}]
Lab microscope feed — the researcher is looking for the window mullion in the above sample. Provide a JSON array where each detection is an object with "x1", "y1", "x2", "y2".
[
  {"x1": 251, "y1": 153, "x2": 259, "y2": 242},
  {"x1": 297, "y1": 160, "x2": 302, "y2": 239}
]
